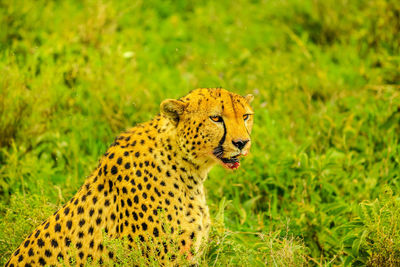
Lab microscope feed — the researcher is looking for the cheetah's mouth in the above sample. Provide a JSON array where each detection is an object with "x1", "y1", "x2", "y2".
[
  {"x1": 219, "y1": 154, "x2": 241, "y2": 170},
  {"x1": 213, "y1": 146, "x2": 243, "y2": 170}
]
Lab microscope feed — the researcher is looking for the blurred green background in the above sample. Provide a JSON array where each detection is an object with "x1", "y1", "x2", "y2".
[{"x1": 1, "y1": 0, "x2": 400, "y2": 265}]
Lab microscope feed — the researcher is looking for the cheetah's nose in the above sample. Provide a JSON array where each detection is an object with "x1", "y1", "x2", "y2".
[{"x1": 232, "y1": 139, "x2": 249, "y2": 150}]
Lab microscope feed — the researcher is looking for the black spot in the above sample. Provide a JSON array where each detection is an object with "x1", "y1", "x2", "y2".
[
  {"x1": 18, "y1": 255, "x2": 23, "y2": 262},
  {"x1": 135, "y1": 152, "x2": 140, "y2": 157},
  {"x1": 108, "y1": 180, "x2": 113, "y2": 191},
  {"x1": 76, "y1": 242, "x2": 82, "y2": 249},
  {"x1": 65, "y1": 237, "x2": 71, "y2": 246},
  {"x1": 79, "y1": 252, "x2": 84, "y2": 259},
  {"x1": 125, "y1": 163, "x2": 131, "y2": 169},
  {"x1": 51, "y1": 239, "x2": 58, "y2": 248},
  {"x1": 105, "y1": 199, "x2": 110, "y2": 206},
  {"x1": 117, "y1": 157, "x2": 123, "y2": 165},
  {"x1": 57, "y1": 252, "x2": 64, "y2": 261},
  {"x1": 136, "y1": 170, "x2": 142, "y2": 177},
  {"x1": 154, "y1": 187, "x2": 161, "y2": 197},
  {"x1": 96, "y1": 217, "x2": 102, "y2": 224},
  {"x1": 77, "y1": 206, "x2": 84, "y2": 214},
  {"x1": 141, "y1": 204, "x2": 148, "y2": 212},
  {"x1": 127, "y1": 198, "x2": 132, "y2": 206},
  {"x1": 63, "y1": 207, "x2": 70, "y2": 216},
  {"x1": 67, "y1": 220, "x2": 72, "y2": 229},
  {"x1": 142, "y1": 223, "x2": 147, "y2": 231},
  {"x1": 55, "y1": 223, "x2": 61, "y2": 232},
  {"x1": 103, "y1": 164, "x2": 108, "y2": 175},
  {"x1": 111, "y1": 165, "x2": 118, "y2": 175},
  {"x1": 79, "y1": 219, "x2": 85, "y2": 227},
  {"x1": 92, "y1": 196, "x2": 98, "y2": 204},
  {"x1": 153, "y1": 227, "x2": 159, "y2": 237},
  {"x1": 37, "y1": 238, "x2": 45, "y2": 247},
  {"x1": 24, "y1": 240, "x2": 30, "y2": 247},
  {"x1": 45, "y1": 249, "x2": 52, "y2": 257},
  {"x1": 28, "y1": 248, "x2": 34, "y2": 256},
  {"x1": 88, "y1": 226, "x2": 94, "y2": 235},
  {"x1": 108, "y1": 252, "x2": 114, "y2": 259},
  {"x1": 90, "y1": 240, "x2": 94, "y2": 248},
  {"x1": 39, "y1": 257, "x2": 46, "y2": 266},
  {"x1": 14, "y1": 249, "x2": 20, "y2": 256},
  {"x1": 190, "y1": 232, "x2": 195, "y2": 239},
  {"x1": 132, "y1": 211, "x2": 138, "y2": 221},
  {"x1": 97, "y1": 184, "x2": 104, "y2": 192},
  {"x1": 111, "y1": 213, "x2": 116, "y2": 221},
  {"x1": 168, "y1": 191, "x2": 174, "y2": 197},
  {"x1": 122, "y1": 187, "x2": 128, "y2": 194},
  {"x1": 89, "y1": 209, "x2": 95, "y2": 216},
  {"x1": 34, "y1": 230, "x2": 40, "y2": 238},
  {"x1": 134, "y1": 195, "x2": 139, "y2": 204},
  {"x1": 78, "y1": 231, "x2": 84, "y2": 238},
  {"x1": 130, "y1": 177, "x2": 136, "y2": 185},
  {"x1": 163, "y1": 241, "x2": 168, "y2": 253}
]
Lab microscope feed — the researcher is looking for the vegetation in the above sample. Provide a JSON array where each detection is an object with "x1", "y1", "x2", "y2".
[{"x1": 1, "y1": 0, "x2": 399, "y2": 265}]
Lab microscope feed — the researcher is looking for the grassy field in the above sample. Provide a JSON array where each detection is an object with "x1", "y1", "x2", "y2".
[{"x1": 1, "y1": 0, "x2": 400, "y2": 265}]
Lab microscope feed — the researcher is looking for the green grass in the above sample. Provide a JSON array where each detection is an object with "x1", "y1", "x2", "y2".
[{"x1": 1, "y1": 0, "x2": 400, "y2": 265}]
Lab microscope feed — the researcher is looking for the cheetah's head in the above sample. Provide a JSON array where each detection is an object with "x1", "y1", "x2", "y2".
[{"x1": 161, "y1": 88, "x2": 254, "y2": 170}]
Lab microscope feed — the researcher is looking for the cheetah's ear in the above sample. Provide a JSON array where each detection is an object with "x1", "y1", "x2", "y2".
[
  {"x1": 244, "y1": 94, "x2": 254, "y2": 104},
  {"x1": 160, "y1": 99, "x2": 188, "y2": 125}
]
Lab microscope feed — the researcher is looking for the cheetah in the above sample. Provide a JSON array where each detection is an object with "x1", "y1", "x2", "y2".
[{"x1": 6, "y1": 88, "x2": 254, "y2": 266}]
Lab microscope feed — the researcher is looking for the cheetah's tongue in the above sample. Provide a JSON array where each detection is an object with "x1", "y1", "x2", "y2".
[
  {"x1": 225, "y1": 161, "x2": 240, "y2": 169},
  {"x1": 220, "y1": 155, "x2": 241, "y2": 169}
]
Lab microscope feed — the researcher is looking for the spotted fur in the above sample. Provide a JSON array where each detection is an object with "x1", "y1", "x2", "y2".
[{"x1": 6, "y1": 88, "x2": 254, "y2": 266}]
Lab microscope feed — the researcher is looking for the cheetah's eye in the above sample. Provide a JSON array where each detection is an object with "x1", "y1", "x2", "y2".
[
  {"x1": 243, "y1": 114, "x2": 250, "y2": 121},
  {"x1": 210, "y1": 116, "x2": 223, "y2": 123}
]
